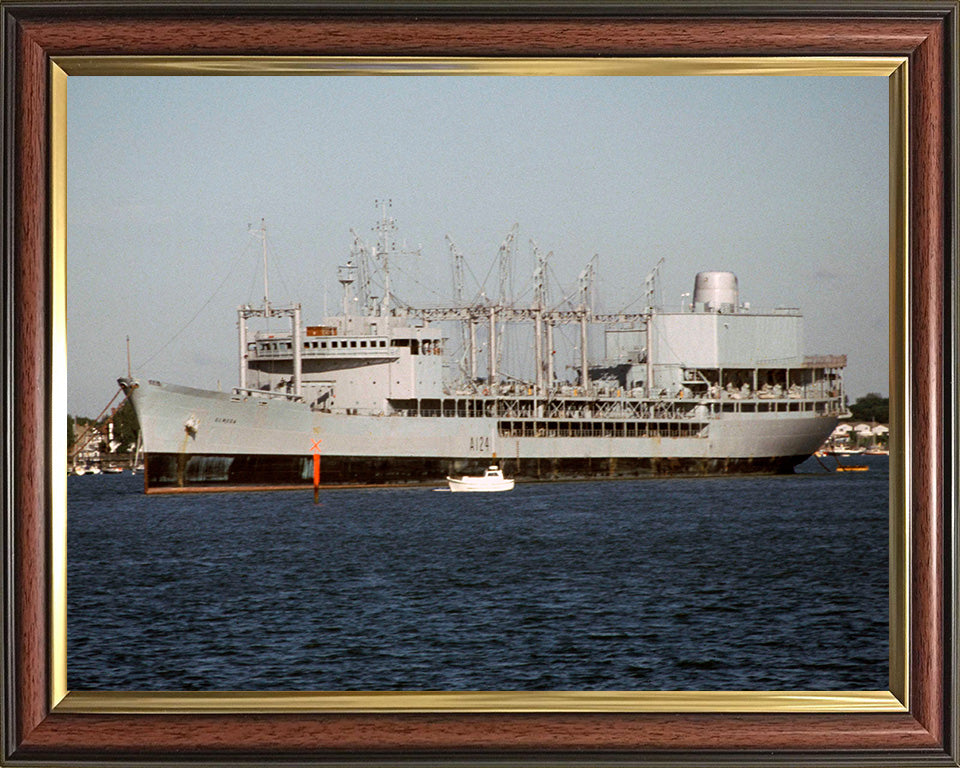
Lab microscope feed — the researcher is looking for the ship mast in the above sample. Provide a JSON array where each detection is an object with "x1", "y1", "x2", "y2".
[
  {"x1": 643, "y1": 258, "x2": 663, "y2": 398},
  {"x1": 495, "y1": 225, "x2": 517, "y2": 380},
  {"x1": 236, "y1": 219, "x2": 302, "y2": 397},
  {"x1": 447, "y1": 235, "x2": 472, "y2": 387},
  {"x1": 578, "y1": 255, "x2": 596, "y2": 394},
  {"x1": 373, "y1": 199, "x2": 397, "y2": 317},
  {"x1": 532, "y1": 242, "x2": 549, "y2": 397},
  {"x1": 250, "y1": 218, "x2": 270, "y2": 315}
]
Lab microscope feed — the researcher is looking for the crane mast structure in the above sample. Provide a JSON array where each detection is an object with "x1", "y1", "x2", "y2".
[
  {"x1": 328, "y1": 216, "x2": 654, "y2": 400},
  {"x1": 422, "y1": 231, "x2": 647, "y2": 399}
]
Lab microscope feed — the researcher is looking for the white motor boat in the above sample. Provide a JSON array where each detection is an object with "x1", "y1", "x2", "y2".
[{"x1": 446, "y1": 465, "x2": 515, "y2": 493}]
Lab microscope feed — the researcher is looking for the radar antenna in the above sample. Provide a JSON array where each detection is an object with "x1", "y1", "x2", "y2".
[
  {"x1": 644, "y1": 257, "x2": 665, "y2": 312},
  {"x1": 371, "y1": 199, "x2": 420, "y2": 316}
]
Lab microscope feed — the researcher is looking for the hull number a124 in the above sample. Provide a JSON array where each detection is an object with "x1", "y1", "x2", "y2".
[{"x1": 469, "y1": 436, "x2": 491, "y2": 453}]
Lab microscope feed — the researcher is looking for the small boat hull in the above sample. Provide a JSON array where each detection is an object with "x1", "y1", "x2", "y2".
[
  {"x1": 446, "y1": 465, "x2": 515, "y2": 492},
  {"x1": 447, "y1": 477, "x2": 515, "y2": 492}
]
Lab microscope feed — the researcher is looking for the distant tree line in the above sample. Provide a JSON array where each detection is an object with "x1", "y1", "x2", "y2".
[
  {"x1": 68, "y1": 399, "x2": 140, "y2": 454},
  {"x1": 848, "y1": 392, "x2": 889, "y2": 423}
]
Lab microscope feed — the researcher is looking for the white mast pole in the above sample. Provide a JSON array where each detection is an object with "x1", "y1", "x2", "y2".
[
  {"x1": 469, "y1": 316, "x2": 478, "y2": 384},
  {"x1": 376, "y1": 199, "x2": 393, "y2": 317},
  {"x1": 580, "y1": 312, "x2": 589, "y2": 393},
  {"x1": 546, "y1": 320, "x2": 554, "y2": 392},
  {"x1": 645, "y1": 316, "x2": 654, "y2": 398},
  {"x1": 237, "y1": 308, "x2": 248, "y2": 391},
  {"x1": 260, "y1": 218, "x2": 270, "y2": 315},
  {"x1": 578, "y1": 259, "x2": 593, "y2": 394},
  {"x1": 292, "y1": 305, "x2": 302, "y2": 397},
  {"x1": 535, "y1": 311, "x2": 543, "y2": 396},
  {"x1": 488, "y1": 306, "x2": 497, "y2": 392},
  {"x1": 533, "y1": 243, "x2": 549, "y2": 397}
]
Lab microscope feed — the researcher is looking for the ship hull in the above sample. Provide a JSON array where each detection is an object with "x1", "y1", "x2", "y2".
[
  {"x1": 123, "y1": 379, "x2": 837, "y2": 492},
  {"x1": 142, "y1": 451, "x2": 813, "y2": 491}
]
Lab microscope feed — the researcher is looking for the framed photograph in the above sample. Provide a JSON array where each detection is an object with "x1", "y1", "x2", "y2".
[{"x1": 3, "y1": 2, "x2": 956, "y2": 766}]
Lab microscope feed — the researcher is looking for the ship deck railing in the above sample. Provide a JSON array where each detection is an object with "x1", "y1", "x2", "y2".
[{"x1": 387, "y1": 393, "x2": 843, "y2": 420}]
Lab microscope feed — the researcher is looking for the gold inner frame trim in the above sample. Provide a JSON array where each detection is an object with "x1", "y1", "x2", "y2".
[
  {"x1": 49, "y1": 55, "x2": 909, "y2": 715},
  {"x1": 54, "y1": 55, "x2": 905, "y2": 77},
  {"x1": 54, "y1": 56, "x2": 906, "y2": 77},
  {"x1": 57, "y1": 689, "x2": 904, "y2": 715},
  {"x1": 50, "y1": 62, "x2": 69, "y2": 707}
]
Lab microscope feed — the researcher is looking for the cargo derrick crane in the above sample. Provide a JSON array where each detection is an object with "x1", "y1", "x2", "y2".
[
  {"x1": 532, "y1": 242, "x2": 550, "y2": 397},
  {"x1": 411, "y1": 247, "x2": 649, "y2": 401},
  {"x1": 443, "y1": 224, "x2": 518, "y2": 395},
  {"x1": 643, "y1": 257, "x2": 665, "y2": 398},
  {"x1": 347, "y1": 229, "x2": 373, "y2": 313},
  {"x1": 578, "y1": 255, "x2": 598, "y2": 395},
  {"x1": 446, "y1": 235, "x2": 473, "y2": 390},
  {"x1": 409, "y1": 303, "x2": 649, "y2": 394},
  {"x1": 489, "y1": 224, "x2": 517, "y2": 394}
]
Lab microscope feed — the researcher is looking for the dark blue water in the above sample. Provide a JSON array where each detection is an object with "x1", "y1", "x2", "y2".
[{"x1": 67, "y1": 455, "x2": 888, "y2": 691}]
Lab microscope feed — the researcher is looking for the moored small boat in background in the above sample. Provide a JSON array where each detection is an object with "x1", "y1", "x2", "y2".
[{"x1": 828, "y1": 447, "x2": 865, "y2": 456}]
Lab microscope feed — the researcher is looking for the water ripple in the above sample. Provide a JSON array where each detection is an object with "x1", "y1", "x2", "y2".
[{"x1": 68, "y1": 456, "x2": 889, "y2": 691}]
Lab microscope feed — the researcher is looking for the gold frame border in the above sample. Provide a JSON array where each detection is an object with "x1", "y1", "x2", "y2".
[
  {"x1": 54, "y1": 55, "x2": 903, "y2": 77},
  {"x1": 49, "y1": 55, "x2": 910, "y2": 715}
]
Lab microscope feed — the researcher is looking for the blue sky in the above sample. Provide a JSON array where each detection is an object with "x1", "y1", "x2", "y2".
[{"x1": 67, "y1": 74, "x2": 889, "y2": 416}]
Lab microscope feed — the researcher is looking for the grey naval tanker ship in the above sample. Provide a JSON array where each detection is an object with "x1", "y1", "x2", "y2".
[{"x1": 120, "y1": 212, "x2": 846, "y2": 492}]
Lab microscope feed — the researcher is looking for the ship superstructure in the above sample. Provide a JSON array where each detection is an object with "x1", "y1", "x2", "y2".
[{"x1": 120, "y1": 209, "x2": 846, "y2": 491}]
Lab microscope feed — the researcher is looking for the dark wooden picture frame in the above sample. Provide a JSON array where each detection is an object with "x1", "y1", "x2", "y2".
[{"x1": 2, "y1": 2, "x2": 957, "y2": 765}]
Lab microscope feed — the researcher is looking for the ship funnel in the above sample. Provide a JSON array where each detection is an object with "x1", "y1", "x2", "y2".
[{"x1": 693, "y1": 271, "x2": 739, "y2": 313}]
